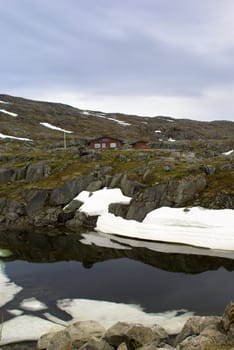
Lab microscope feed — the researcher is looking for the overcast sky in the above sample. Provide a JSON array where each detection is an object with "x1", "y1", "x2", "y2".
[{"x1": 1, "y1": 0, "x2": 234, "y2": 120}]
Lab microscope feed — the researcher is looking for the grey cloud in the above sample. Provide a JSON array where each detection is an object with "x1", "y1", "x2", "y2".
[{"x1": 0, "y1": 0, "x2": 233, "y2": 119}]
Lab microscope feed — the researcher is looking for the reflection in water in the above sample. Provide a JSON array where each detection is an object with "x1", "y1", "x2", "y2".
[
  {"x1": 0, "y1": 228, "x2": 234, "y2": 273},
  {"x1": 0, "y1": 227, "x2": 233, "y2": 315},
  {"x1": 0, "y1": 227, "x2": 234, "y2": 345}
]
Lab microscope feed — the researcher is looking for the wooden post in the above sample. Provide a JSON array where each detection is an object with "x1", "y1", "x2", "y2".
[{"x1": 64, "y1": 132, "x2": 66, "y2": 150}]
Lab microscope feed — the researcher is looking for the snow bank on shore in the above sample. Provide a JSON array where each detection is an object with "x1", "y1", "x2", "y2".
[
  {"x1": 0, "y1": 315, "x2": 64, "y2": 345},
  {"x1": 96, "y1": 207, "x2": 234, "y2": 250},
  {"x1": 0, "y1": 297, "x2": 193, "y2": 344},
  {"x1": 75, "y1": 188, "x2": 234, "y2": 251},
  {"x1": 58, "y1": 298, "x2": 193, "y2": 335},
  {"x1": 76, "y1": 188, "x2": 131, "y2": 216}
]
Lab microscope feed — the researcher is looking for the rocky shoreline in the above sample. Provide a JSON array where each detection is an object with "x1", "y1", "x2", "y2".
[
  {"x1": 3, "y1": 302, "x2": 230, "y2": 350},
  {"x1": 2, "y1": 305, "x2": 233, "y2": 350}
]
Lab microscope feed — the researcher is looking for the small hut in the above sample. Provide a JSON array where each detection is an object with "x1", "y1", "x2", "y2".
[
  {"x1": 131, "y1": 141, "x2": 149, "y2": 150},
  {"x1": 88, "y1": 136, "x2": 122, "y2": 150}
]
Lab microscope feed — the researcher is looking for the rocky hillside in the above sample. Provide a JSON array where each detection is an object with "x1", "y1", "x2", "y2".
[
  {"x1": 0, "y1": 94, "x2": 233, "y2": 228},
  {"x1": 0, "y1": 94, "x2": 234, "y2": 148}
]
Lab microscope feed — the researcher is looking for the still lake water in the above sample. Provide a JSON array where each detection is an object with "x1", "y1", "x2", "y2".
[{"x1": 1, "y1": 227, "x2": 234, "y2": 323}]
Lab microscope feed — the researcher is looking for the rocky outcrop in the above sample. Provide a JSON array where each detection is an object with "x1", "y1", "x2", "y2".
[
  {"x1": 0, "y1": 166, "x2": 28, "y2": 184},
  {"x1": 40, "y1": 329, "x2": 72, "y2": 350},
  {"x1": 119, "y1": 176, "x2": 207, "y2": 221},
  {"x1": 24, "y1": 189, "x2": 50, "y2": 215},
  {"x1": 104, "y1": 322, "x2": 168, "y2": 349},
  {"x1": 0, "y1": 198, "x2": 26, "y2": 224},
  {"x1": 174, "y1": 316, "x2": 221, "y2": 345},
  {"x1": 0, "y1": 168, "x2": 17, "y2": 184},
  {"x1": 66, "y1": 211, "x2": 99, "y2": 228},
  {"x1": 68, "y1": 174, "x2": 208, "y2": 226},
  {"x1": 0, "y1": 161, "x2": 233, "y2": 227},
  {"x1": 49, "y1": 174, "x2": 95, "y2": 206},
  {"x1": 120, "y1": 174, "x2": 146, "y2": 197},
  {"x1": 0, "y1": 161, "x2": 50, "y2": 185},
  {"x1": 25, "y1": 161, "x2": 51, "y2": 182},
  {"x1": 175, "y1": 310, "x2": 234, "y2": 349},
  {"x1": 0, "y1": 172, "x2": 95, "y2": 226},
  {"x1": 37, "y1": 303, "x2": 234, "y2": 349},
  {"x1": 221, "y1": 301, "x2": 234, "y2": 332},
  {"x1": 209, "y1": 191, "x2": 234, "y2": 209},
  {"x1": 38, "y1": 320, "x2": 105, "y2": 350}
]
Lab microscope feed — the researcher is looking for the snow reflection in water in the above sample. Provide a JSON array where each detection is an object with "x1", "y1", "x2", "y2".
[{"x1": 0, "y1": 229, "x2": 234, "y2": 345}]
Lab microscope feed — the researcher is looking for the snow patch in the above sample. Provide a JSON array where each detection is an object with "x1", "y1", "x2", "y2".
[
  {"x1": 75, "y1": 190, "x2": 92, "y2": 203},
  {"x1": 155, "y1": 130, "x2": 162, "y2": 133},
  {"x1": 81, "y1": 109, "x2": 131, "y2": 125},
  {"x1": 43, "y1": 312, "x2": 68, "y2": 326},
  {"x1": 75, "y1": 188, "x2": 234, "y2": 251},
  {"x1": 20, "y1": 297, "x2": 47, "y2": 311},
  {"x1": 157, "y1": 117, "x2": 175, "y2": 123},
  {"x1": 0, "y1": 315, "x2": 64, "y2": 345},
  {"x1": 40, "y1": 122, "x2": 73, "y2": 133},
  {"x1": 222, "y1": 149, "x2": 233, "y2": 156},
  {"x1": 58, "y1": 298, "x2": 193, "y2": 335},
  {"x1": 0, "y1": 261, "x2": 22, "y2": 308},
  {"x1": 81, "y1": 110, "x2": 90, "y2": 115},
  {"x1": 0, "y1": 100, "x2": 10, "y2": 104},
  {"x1": 77, "y1": 188, "x2": 131, "y2": 216},
  {"x1": 168, "y1": 137, "x2": 176, "y2": 142},
  {"x1": 96, "y1": 207, "x2": 234, "y2": 251},
  {"x1": 95, "y1": 113, "x2": 131, "y2": 126},
  {"x1": 0, "y1": 109, "x2": 18, "y2": 117},
  {"x1": 7, "y1": 309, "x2": 23, "y2": 316},
  {"x1": 1, "y1": 298, "x2": 193, "y2": 344},
  {"x1": 0, "y1": 133, "x2": 32, "y2": 141},
  {"x1": 105, "y1": 117, "x2": 131, "y2": 126}
]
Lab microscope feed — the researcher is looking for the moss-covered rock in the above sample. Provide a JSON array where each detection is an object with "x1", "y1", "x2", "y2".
[{"x1": 0, "y1": 145, "x2": 233, "y2": 227}]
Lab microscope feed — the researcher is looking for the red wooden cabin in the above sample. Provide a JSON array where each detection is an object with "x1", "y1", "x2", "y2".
[
  {"x1": 88, "y1": 137, "x2": 122, "y2": 150},
  {"x1": 131, "y1": 141, "x2": 149, "y2": 149}
]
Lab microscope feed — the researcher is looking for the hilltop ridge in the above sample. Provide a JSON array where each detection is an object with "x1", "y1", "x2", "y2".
[{"x1": 0, "y1": 94, "x2": 233, "y2": 149}]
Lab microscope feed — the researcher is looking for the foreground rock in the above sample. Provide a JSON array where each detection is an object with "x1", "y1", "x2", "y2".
[
  {"x1": 104, "y1": 322, "x2": 167, "y2": 349},
  {"x1": 37, "y1": 302, "x2": 234, "y2": 350},
  {"x1": 37, "y1": 320, "x2": 105, "y2": 349}
]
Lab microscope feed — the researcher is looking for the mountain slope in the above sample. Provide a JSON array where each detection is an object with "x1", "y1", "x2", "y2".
[
  {"x1": 0, "y1": 94, "x2": 233, "y2": 228},
  {"x1": 0, "y1": 94, "x2": 233, "y2": 149}
]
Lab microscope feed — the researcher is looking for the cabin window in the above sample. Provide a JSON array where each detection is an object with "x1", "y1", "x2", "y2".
[
  {"x1": 102, "y1": 143, "x2": 106, "y2": 148},
  {"x1": 110, "y1": 142, "x2": 117, "y2": 148},
  {"x1": 94, "y1": 143, "x2": 101, "y2": 149}
]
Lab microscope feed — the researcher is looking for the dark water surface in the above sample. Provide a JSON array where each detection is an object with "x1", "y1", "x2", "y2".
[{"x1": 1, "y1": 228, "x2": 234, "y2": 319}]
